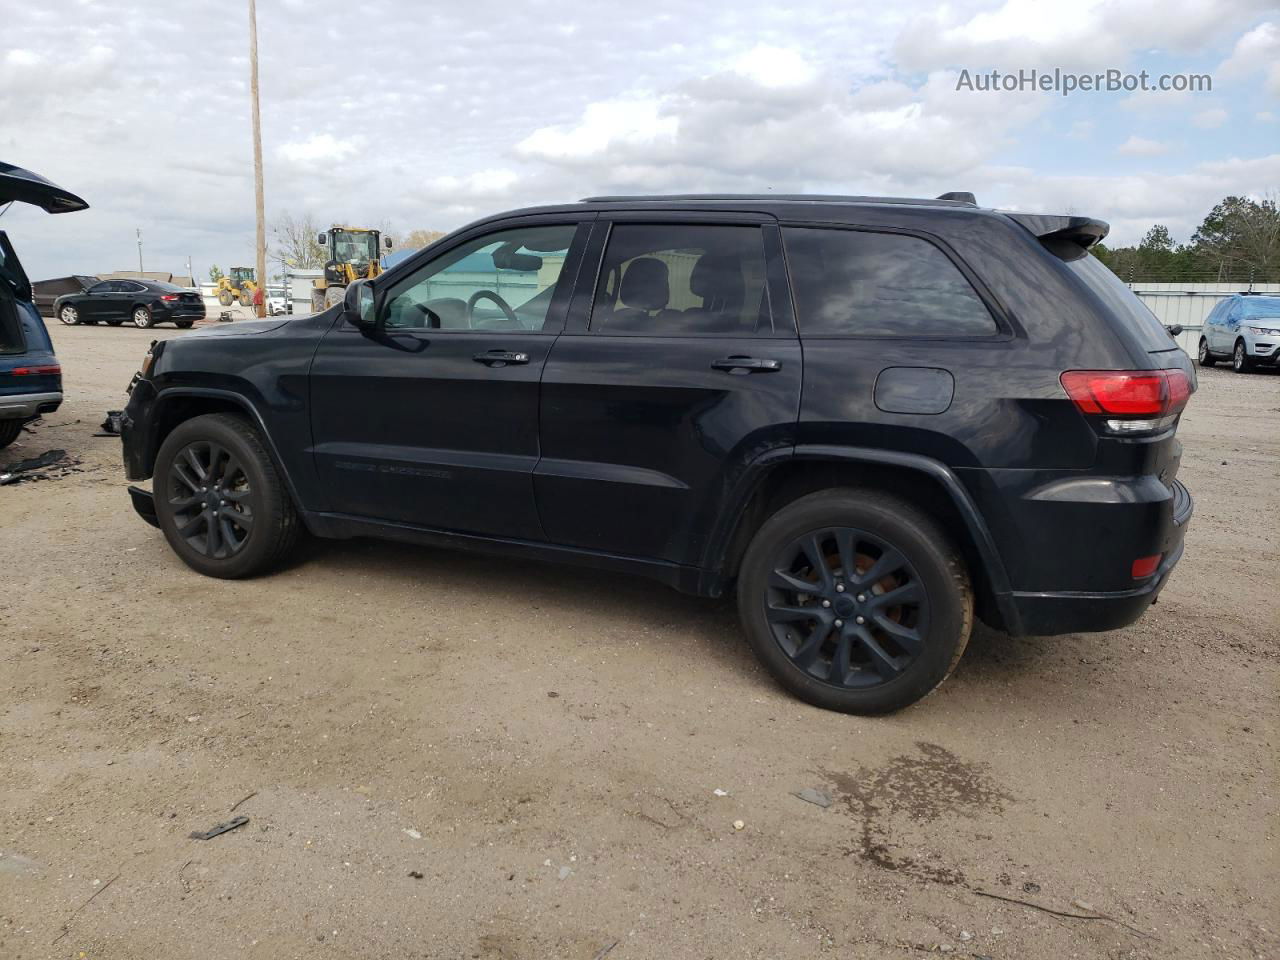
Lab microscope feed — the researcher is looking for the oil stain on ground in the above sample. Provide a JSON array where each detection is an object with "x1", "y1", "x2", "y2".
[{"x1": 824, "y1": 741, "x2": 1012, "y2": 885}]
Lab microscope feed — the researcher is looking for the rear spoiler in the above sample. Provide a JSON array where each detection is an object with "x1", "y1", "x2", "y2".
[{"x1": 1006, "y1": 213, "x2": 1109, "y2": 250}]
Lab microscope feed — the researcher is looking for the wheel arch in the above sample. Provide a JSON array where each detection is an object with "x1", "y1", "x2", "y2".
[
  {"x1": 145, "y1": 388, "x2": 303, "y2": 508},
  {"x1": 706, "y1": 446, "x2": 1020, "y2": 635}
]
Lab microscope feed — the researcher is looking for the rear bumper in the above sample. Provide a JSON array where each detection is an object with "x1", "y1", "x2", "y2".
[
  {"x1": 0, "y1": 390, "x2": 62, "y2": 420},
  {"x1": 1007, "y1": 479, "x2": 1192, "y2": 635}
]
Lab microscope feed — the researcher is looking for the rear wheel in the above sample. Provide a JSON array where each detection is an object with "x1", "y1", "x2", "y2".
[
  {"x1": 153, "y1": 414, "x2": 299, "y2": 578},
  {"x1": 1197, "y1": 338, "x2": 1216, "y2": 367},
  {"x1": 58, "y1": 305, "x2": 79, "y2": 325},
  {"x1": 239, "y1": 292, "x2": 253, "y2": 308},
  {"x1": 1233, "y1": 340, "x2": 1253, "y2": 373},
  {"x1": 132, "y1": 306, "x2": 154, "y2": 328},
  {"x1": 0, "y1": 419, "x2": 23, "y2": 450},
  {"x1": 737, "y1": 489, "x2": 972, "y2": 714}
]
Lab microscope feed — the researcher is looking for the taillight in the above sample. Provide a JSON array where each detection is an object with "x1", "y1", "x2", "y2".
[
  {"x1": 160, "y1": 294, "x2": 179, "y2": 301},
  {"x1": 1060, "y1": 369, "x2": 1191, "y2": 436},
  {"x1": 10, "y1": 365, "x2": 61, "y2": 376},
  {"x1": 1131, "y1": 554, "x2": 1162, "y2": 579}
]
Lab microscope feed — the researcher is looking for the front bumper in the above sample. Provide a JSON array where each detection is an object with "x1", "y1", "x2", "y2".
[
  {"x1": 0, "y1": 390, "x2": 62, "y2": 420},
  {"x1": 1009, "y1": 479, "x2": 1193, "y2": 635}
]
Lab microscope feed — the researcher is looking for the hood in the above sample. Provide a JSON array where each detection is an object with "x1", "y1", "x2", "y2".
[
  {"x1": 184, "y1": 317, "x2": 292, "y2": 338},
  {"x1": 0, "y1": 162, "x2": 89, "y2": 213}
]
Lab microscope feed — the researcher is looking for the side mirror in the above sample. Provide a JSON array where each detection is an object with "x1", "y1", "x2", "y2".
[
  {"x1": 1165, "y1": 323, "x2": 1183, "y2": 338},
  {"x1": 317, "y1": 232, "x2": 327, "y2": 246},
  {"x1": 344, "y1": 280, "x2": 376, "y2": 329},
  {"x1": 384, "y1": 236, "x2": 393, "y2": 249}
]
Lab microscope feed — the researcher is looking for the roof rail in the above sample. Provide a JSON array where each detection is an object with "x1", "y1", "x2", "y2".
[{"x1": 578, "y1": 193, "x2": 980, "y2": 207}]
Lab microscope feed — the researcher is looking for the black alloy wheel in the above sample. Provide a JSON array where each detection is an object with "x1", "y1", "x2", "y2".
[
  {"x1": 765, "y1": 527, "x2": 928, "y2": 688},
  {"x1": 166, "y1": 439, "x2": 254, "y2": 559}
]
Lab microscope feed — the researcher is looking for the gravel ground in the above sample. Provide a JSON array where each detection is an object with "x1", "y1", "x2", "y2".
[{"x1": 1, "y1": 322, "x2": 1277, "y2": 960}]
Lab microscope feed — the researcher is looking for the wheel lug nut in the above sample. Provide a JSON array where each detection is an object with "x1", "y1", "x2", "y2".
[
  {"x1": 835, "y1": 584, "x2": 845, "y2": 592},
  {"x1": 834, "y1": 619, "x2": 843, "y2": 628},
  {"x1": 855, "y1": 615, "x2": 865, "y2": 625},
  {"x1": 821, "y1": 599, "x2": 831, "y2": 608},
  {"x1": 857, "y1": 594, "x2": 866, "y2": 602}
]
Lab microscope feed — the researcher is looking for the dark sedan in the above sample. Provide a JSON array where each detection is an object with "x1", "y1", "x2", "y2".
[{"x1": 53, "y1": 279, "x2": 205, "y2": 329}]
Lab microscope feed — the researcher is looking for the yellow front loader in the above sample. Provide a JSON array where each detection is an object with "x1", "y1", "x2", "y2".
[
  {"x1": 311, "y1": 226, "x2": 392, "y2": 312},
  {"x1": 216, "y1": 266, "x2": 259, "y2": 307}
]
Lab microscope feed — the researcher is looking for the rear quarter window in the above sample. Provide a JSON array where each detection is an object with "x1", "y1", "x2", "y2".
[
  {"x1": 1062, "y1": 253, "x2": 1172, "y2": 352},
  {"x1": 782, "y1": 227, "x2": 998, "y2": 337}
]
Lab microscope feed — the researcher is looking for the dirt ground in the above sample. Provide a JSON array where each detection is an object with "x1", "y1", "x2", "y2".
[{"x1": 2, "y1": 322, "x2": 1277, "y2": 960}]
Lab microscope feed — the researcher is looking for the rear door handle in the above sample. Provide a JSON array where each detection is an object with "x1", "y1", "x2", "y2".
[
  {"x1": 473, "y1": 350, "x2": 530, "y2": 366},
  {"x1": 711, "y1": 356, "x2": 782, "y2": 374}
]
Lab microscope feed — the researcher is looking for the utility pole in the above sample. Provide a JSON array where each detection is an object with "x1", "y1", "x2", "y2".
[
  {"x1": 136, "y1": 228, "x2": 143, "y2": 272},
  {"x1": 248, "y1": 0, "x2": 267, "y2": 318}
]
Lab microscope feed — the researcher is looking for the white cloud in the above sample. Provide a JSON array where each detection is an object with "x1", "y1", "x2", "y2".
[
  {"x1": 1192, "y1": 107, "x2": 1229, "y2": 128},
  {"x1": 517, "y1": 99, "x2": 678, "y2": 163},
  {"x1": 1118, "y1": 135, "x2": 1172, "y2": 156},
  {"x1": 277, "y1": 134, "x2": 361, "y2": 165},
  {"x1": 1219, "y1": 21, "x2": 1280, "y2": 96},
  {"x1": 727, "y1": 45, "x2": 819, "y2": 89},
  {"x1": 1257, "y1": 111, "x2": 1277, "y2": 122}
]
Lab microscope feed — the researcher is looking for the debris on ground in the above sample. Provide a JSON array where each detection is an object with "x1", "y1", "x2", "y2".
[
  {"x1": 403, "y1": 828, "x2": 422, "y2": 840},
  {"x1": 94, "y1": 411, "x2": 124, "y2": 437},
  {"x1": 0, "y1": 449, "x2": 82, "y2": 486},
  {"x1": 732, "y1": 819, "x2": 745, "y2": 831},
  {"x1": 712, "y1": 788, "x2": 729, "y2": 797},
  {"x1": 188, "y1": 816, "x2": 249, "y2": 840},
  {"x1": 407, "y1": 870, "x2": 423, "y2": 879},
  {"x1": 792, "y1": 787, "x2": 832, "y2": 808},
  {"x1": 1022, "y1": 881, "x2": 1041, "y2": 893}
]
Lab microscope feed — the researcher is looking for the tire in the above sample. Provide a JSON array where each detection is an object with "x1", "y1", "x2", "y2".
[
  {"x1": 153, "y1": 413, "x2": 300, "y2": 578},
  {"x1": 311, "y1": 289, "x2": 326, "y2": 313},
  {"x1": 0, "y1": 419, "x2": 23, "y2": 450},
  {"x1": 58, "y1": 305, "x2": 79, "y2": 325},
  {"x1": 737, "y1": 488, "x2": 973, "y2": 715},
  {"x1": 132, "y1": 306, "x2": 154, "y2": 329},
  {"x1": 1197, "y1": 338, "x2": 1216, "y2": 367},
  {"x1": 324, "y1": 285, "x2": 345, "y2": 309},
  {"x1": 175, "y1": 320, "x2": 194, "y2": 329},
  {"x1": 1233, "y1": 340, "x2": 1253, "y2": 373},
  {"x1": 239, "y1": 292, "x2": 253, "y2": 308},
  {"x1": 218, "y1": 290, "x2": 234, "y2": 307}
]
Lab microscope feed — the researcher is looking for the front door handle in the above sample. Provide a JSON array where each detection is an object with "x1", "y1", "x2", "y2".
[
  {"x1": 473, "y1": 350, "x2": 530, "y2": 367},
  {"x1": 711, "y1": 356, "x2": 782, "y2": 374}
]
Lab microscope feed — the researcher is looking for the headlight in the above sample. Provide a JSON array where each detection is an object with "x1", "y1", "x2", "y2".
[{"x1": 1246, "y1": 326, "x2": 1279, "y2": 336}]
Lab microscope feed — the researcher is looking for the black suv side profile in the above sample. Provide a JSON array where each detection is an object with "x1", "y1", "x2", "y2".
[{"x1": 121, "y1": 194, "x2": 1195, "y2": 713}]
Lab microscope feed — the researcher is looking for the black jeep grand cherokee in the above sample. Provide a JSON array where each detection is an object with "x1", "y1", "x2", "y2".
[{"x1": 121, "y1": 193, "x2": 1194, "y2": 713}]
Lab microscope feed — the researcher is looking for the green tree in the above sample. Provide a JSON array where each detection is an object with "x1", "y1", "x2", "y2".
[
  {"x1": 1191, "y1": 195, "x2": 1280, "y2": 281},
  {"x1": 208, "y1": 264, "x2": 224, "y2": 282}
]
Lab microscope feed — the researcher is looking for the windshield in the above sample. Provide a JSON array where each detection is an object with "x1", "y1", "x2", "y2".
[
  {"x1": 1241, "y1": 298, "x2": 1280, "y2": 320},
  {"x1": 332, "y1": 231, "x2": 378, "y2": 265}
]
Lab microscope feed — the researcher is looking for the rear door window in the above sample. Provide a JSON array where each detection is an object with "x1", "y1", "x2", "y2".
[
  {"x1": 590, "y1": 224, "x2": 772, "y2": 336},
  {"x1": 781, "y1": 227, "x2": 996, "y2": 337}
]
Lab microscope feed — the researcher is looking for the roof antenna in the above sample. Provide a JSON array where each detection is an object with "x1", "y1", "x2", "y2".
[{"x1": 937, "y1": 192, "x2": 977, "y2": 204}]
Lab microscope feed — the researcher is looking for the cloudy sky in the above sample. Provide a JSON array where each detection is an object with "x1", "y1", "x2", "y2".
[{"x1": 2, "y1": 0, "x2": 1277, "y2": 280}]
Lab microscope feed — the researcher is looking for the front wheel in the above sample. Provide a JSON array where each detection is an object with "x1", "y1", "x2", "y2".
[
  {"x1": 218, "y1": 289, "x2": 234, "y2": 307},
  {"x1": 737, "y1": 489, "x2": 972, "y2": 715},
  {"x1": 1197, "y1": 339, "x2": 1216, "y2": 367},
  {"x1": 0, "y1": 419, "x2": 23, "y2": 450},
  {"x1": 153, "y1": 414, "x2": 300, "y2": 578},
  {"x1": 59, "y1": 305, "x2": 79, "y2": 325},
  {"x1": 1233, "y1": 340, "x2": 1253, "y2": 373},
  {"x1": 324, "y1": 285, "x2": 345, "y2": 309},
  {"x1": 132, "y1": 306, "x2": 154, "y2": 328}
]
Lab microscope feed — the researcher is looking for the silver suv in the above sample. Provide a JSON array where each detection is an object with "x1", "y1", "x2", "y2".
[{"x1": 1199, "y1": 293, "x2": 1280, "y2": 373}]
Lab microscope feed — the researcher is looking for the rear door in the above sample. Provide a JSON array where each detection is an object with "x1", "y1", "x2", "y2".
[
  {"x1": 535, "y1": 217, "x2": 802, "y2": 565},
  {"x1": 308, "y1": 218, "x2": 589, "y2": 539}
]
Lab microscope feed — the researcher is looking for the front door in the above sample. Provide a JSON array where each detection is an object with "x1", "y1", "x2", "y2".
[
  {"x1": 308, "y1": 219, "x2": 588, "y2": 540},
  {"x1": 536, "y1": 219, "x2": 802, "y2": 566},
  {"x1": 80, "y1": 281, "x2": 115, "y2": 321}
]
